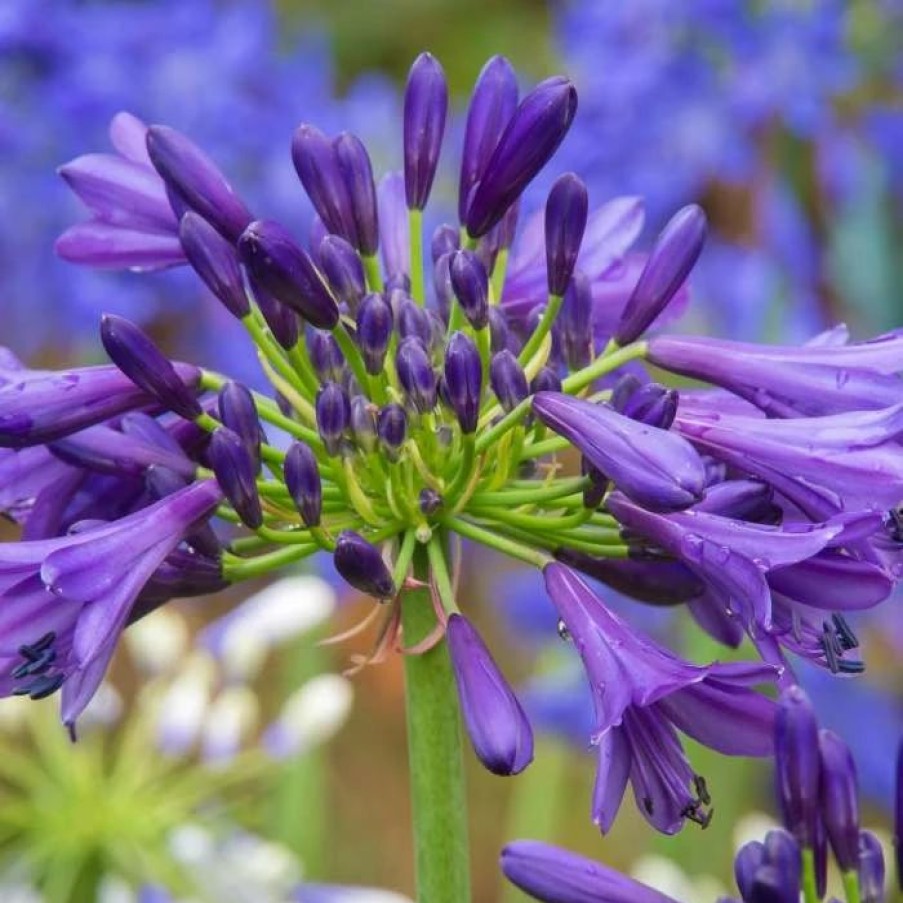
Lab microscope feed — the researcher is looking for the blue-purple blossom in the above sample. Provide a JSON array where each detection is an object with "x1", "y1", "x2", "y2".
[{"x1": 544, "y1": 562, "x2": 777, "y2": 833}]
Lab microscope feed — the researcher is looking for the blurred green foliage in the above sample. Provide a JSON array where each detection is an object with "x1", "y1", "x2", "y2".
[{"x1": 280, "y1": 0, "x2": 557, "y2": 94}]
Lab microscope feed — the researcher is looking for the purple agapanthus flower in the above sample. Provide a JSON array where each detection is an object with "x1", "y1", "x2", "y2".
[
  {"x1": 544, "y1": 562, "x2": 777, "y2": 833},
  {"x1": 0, "y1": 480, "x2": 221, "y2": 727}
]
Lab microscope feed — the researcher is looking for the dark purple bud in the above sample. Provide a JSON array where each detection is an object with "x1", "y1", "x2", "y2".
[
  {"x1": 315, "y1": 382, "x2": 350, "y2": 456},
  {"x1": 490, "y1": 350, "x2": 528, "y2": 413},
  {"x1": 284, "y1": 441, "x2": 322, "y2": 528},
  {"x1": 397, "y1": 298, "x2": 433, "y2": 345},
  {"x1": 581, "y1": 455, "x2": 608, "y2": 509},
  {"x1": 610, "y1": 373, "x2": 643, "y2": 412},
  {"x1": 100, "y1": 314, "x2": 201, "y2": 420},
  {"x1": 555, "y1": 270, "x2": 591, "y2": 370},
  {"x1": 432, "y1": 252, "x2": 455, "y2": 320},
  {"x1": 384, "y1": 271, "x2": 411, "y2": 294},
  {"x1": 614, "y1": 204, "x2": 707, "y2": 346},
  {"x1": 419, "y1": 488, "x2": 443, "y2": 516},
  {"x1": 431, "y1": 223, "x2": 459, "y2": 264},
  {"x1": 350, "y1": 395, "x2": 378, "y2": 453},
  {"x1": 179, "y1": 212, "x2": 249, "y2": 319},
  {"x1": 356, "y1": 293, "x2": 393, "y2": 375},
  {"x1": 620, "y1": 382, "x2": 678, "y2": 430},
  {"x1": 818, "y1": 729, "x2": 860, "y2": 872},
  {"x1": 450, "y1": 250, "x2": 489, "y2": 330},
  {"x1": 459, "y1": 55, "x2": 518, "y2": 223},
  {"x1": 474, "y1": 231, "x2": 500, "y2": 277},
  {"x1": 858, "y1": 831, "x2": 885, "y2": 903},
  {"x1": 447, "y1": 613, "x2": 533, "y2": 776},
  {"x1": 208, "y1": 427, "x2": 262, "y2": 529},
  {"x1": 334, "y1": 131, "x2": 379, "y2": 256},
  {"x1": 763, "y1": 829, "x2": 802, "y2": 897},
  {"x1": 747, "y1": 866, "x2": 796, "y2": 903},
  {"x1": 396, "y1": 338, "x2": 437, "y2": 413},
  {"x1": 238, "y1": 220, "x2": 339, "y2": 330},
  {"x1": 545, "y1": 173, "x2": 588, "y2": 297},
  {"x1": 249, "y1": 273, "x2": 301, "y2": 349},
  {"x1": 217, "y1": 381, "x2": 263, "y2": 471},
  {"x1": 530, "y1": 366, "x2": 562, "y2": 395},
  {"x1": 735, "y1": 841, "x2": 767, "y2": 901},
  {"x1": 291, "y1": 124, "x2": 356, "y2": 245},
  {"x1": 318, "y1": 234, "x2": 366, "y2": 312},
  {"x1": 403, "y1": 52, "x2": 448, "y2": 210},
  {"x1": 775, "y1": 685, "x2": 821, "y2": 849},
  {"x1": 307, "y1": 329, "x2": 346, "y2": 384},
  {"x1": 145, "y1": 125, "x2": 252, "y2": 241},
  {"x1": 334, "y1": 530, "x2": 395, "y2": 600},
  {"x1": 377, "y1": 403, "x2": 407, "y2": 461},
  {"x1": 488, "y1": 307, "x2": 510, "y2": 355},
  {"x1": 443, "y1": 332, "x2": 482, "y2": 434},
  {"x1": 465, "y1": 76, "x2": 577, "y2": 238},
  {"x1": 814, "y1": 817, "x2": 829, "y2": 899}
]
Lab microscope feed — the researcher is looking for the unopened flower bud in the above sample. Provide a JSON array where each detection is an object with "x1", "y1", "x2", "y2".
[
  {"x1": 334, "y1": 530, "x2": 396, "y2": 600},
  {"x1": 560, "y1": 269, "x2": 593, "y2": 370},
  {"x1": 397, "y1": 297, "x2": 433, "y2": 346},
  {"x1": 490, "y1": 350, "x2": 529, "y2": 413},
  {"x1": 146, "y1": 124, "x2": 252, "y2": 241},
  {"x1": 775, "y1": 685, "x2": 821, "y2": 849},
  {"x1": 396, "y1": 337, "x2": 437, "y2": 413},
  {"x1": 444, "y1": 332, "x2": 482, "y2": 434},
  {"x1": 249, "y1": 273, "x2": 300, "y2": 349},
  {"x1": 545, "y1": 173, "x2": 588, "y2": 297},
  {"x1": 356, "y1": 292, "x2": 393, "y2": 375},
  {"x1": 614, "y1": 203, "x2": 707, "y2": 346},
  {"x1": 284, "y1": 441, "x2": 322, "y2": 528},
  {"x1": 403, "y1": 52, "x2": 448, "y2": 210},
  {"x1": 431, "y1": 223, "x2": 459, "y2": 264},
  {"x1": 217, "y1": 381, "x2": 263, "y2": 472},
  {"x1": 291, "y1": 124, "x2": 357, "y2": 245},
  {"x1": 488, "y1": 307, "x2": 511, "y2": 354},
  {"x1": 315, "y1": 382, "x2": 350, "y2": 456},
  {"x1": 459, "y1": 54, "x2": 518, "y2": 222},
  {"x1": 818, "y1": 729, "x2": 860, "y2": 872},
  {"x1": 349, "y1": 395, "x2": 378, "y2": 453},
  {"x1": 334, "y1": 131, "x2": 379, "y2": 256},
  {"x1": 307, "y1": 329, "x2": 346, "y2": 384},
  {"x1": 465, "y1": 76, "x2": 577, "y2": 238},
  {"x1": 179, "y1": 211, "x2": 249, "y2": 319},
  {"x1": 447, "y1": 613, "x2": 533, "y2": 776},
  {"x1": 318, "y1": 234, "x2": 366, "y2": 313},
  {"x1": 238, "y1": 220, "x2": 339, "y2": 330},
  {"x1": 450, "y1": 250, "x2": 489, "y2": 330},
  {"x1": 377, "y1": 403, "x2": 407, "y2": 461},
  {"x1": 100, "y1": 314, "x2": 201, "y2": 419},
  {"x1": 530, "y1": 366, "x2": 562, "y2": 394},
  {"x1": 208, "y1": 427, "x2": 262, "y2": 529}
]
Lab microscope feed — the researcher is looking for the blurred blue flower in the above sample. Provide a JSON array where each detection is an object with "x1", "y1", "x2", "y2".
[
  {"x1": 0, "y1": 0, "x2": 398, "y2": 381},
  {"x1": 553, "y1": 0, "x2": 902, "y2": 339}
]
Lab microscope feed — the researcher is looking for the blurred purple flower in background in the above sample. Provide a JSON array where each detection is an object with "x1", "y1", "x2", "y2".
[
  {"x1": 552, "y1": 0, "x2": 903, "y2": 339},
  {"x1": 0, "y1": 0, "x2": 398, "y2": 379}
]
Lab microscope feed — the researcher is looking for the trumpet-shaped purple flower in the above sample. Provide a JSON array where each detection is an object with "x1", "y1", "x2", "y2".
[
  {"x1": 0, "y1": 480, "x2": 222, "y2": 726},
  {"x1": 533, "y1": 392, "x2": 706, "y2": 511},
  {"x1": 544, "y1": 563, "x2": 777, "y2": 833},
  {"x1": 606, "y1": 492, "x2": 844, "y2": 629}
]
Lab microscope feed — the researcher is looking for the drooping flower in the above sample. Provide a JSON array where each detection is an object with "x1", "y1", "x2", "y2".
[{"x1": 544, "y1": 563, "x2": 777, "y2": 833}]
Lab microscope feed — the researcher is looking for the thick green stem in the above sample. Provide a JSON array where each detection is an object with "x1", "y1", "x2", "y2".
[
  {"x1": 801, "y1": 847, "x2": 819, "y2": 903},
  {"x1": 402, "y1": 545, "x2": 471, "y2": 903}
]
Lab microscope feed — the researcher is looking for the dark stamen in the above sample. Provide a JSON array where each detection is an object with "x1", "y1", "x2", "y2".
[
  {"x1": 642, "y1": 796, "x2": 654, "y2": 815},
  {"x1": 25, "y1": 673, "x2": 65, "y2": 700},
  {"x1": 694, "y1": 774, "x2": 711, "y2": 806},
  {"x1": 831, "y1": 613, "x2": 858, "y2": 650}
]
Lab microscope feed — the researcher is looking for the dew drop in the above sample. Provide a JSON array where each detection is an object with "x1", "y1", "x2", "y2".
[{"x1": 556, "y1": 619, "x2": 571, "y2": 642}]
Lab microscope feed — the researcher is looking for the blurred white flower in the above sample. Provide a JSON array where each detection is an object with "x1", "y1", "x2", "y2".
[
  {"x1": 263, "y1": 674, "x2": 354, "y2": 759},
  {"x1": 201, "y1": 686, "x2": 259, "y2": 765},
  {"x1": 631, "y1": 854, "x2": 726, "y2": 903},
  {"x1": 201, "y1": 576, "x2": 336, "y2": 682},
  {"x1": 125, "y1": 608, "x2": 191, "y2": 676},
  {"x1": 153, "y1": 654, "x2": 217, "y2": 756}
]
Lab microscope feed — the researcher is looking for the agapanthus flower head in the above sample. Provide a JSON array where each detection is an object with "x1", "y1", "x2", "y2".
[{"x1": 3, "y1": 47, "x2": 894, "y2": 860}]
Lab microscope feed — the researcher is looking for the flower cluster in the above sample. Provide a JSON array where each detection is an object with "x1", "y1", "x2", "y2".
[
  {"x1": 501, "y1": 685, "x2": 897, "y2": 903},
  {"x1": 1, "y1": 49, "x2": 901, "y2": 850}
]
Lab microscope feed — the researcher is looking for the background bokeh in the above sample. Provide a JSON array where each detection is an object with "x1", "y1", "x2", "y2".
[{"x1": 0, "y1": 1, "x2": 901, "y2": 900}]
